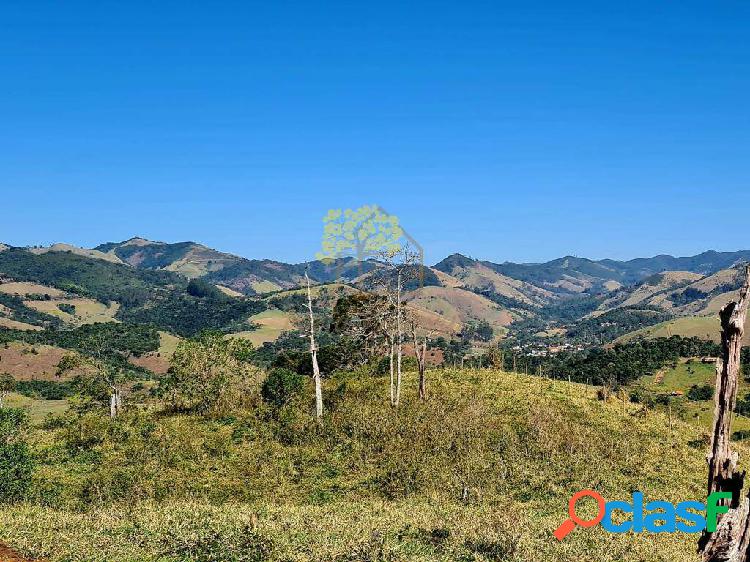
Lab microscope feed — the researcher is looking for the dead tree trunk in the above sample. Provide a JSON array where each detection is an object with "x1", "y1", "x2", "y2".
[
  {"x1": 305, "y1": 271, "x2": 323, "y2": 422},
  {"x1": 700, "y1": 265, "x2": 750, "y2": 561},
  {"x1": 109, "y1": 386, "x2": 122, "y2": 419},
  {"x1": 411, "y1": 321, "x2": 428, "y2": 401},
  {"x1": 395, "y1": 269, "x2": 403, "y2": 407},
  {"x1": 388, "y1": 338, "x2": 396, "y2": 406}
]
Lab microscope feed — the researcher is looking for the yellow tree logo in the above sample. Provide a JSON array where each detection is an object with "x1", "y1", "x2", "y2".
[{"x1": 316, "y1": 205, "x2": 404, "y2": 264}]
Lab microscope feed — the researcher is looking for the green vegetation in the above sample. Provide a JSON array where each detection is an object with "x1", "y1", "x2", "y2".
[
  {"x1": 0, "y1": 370, "x2": 713, "y2": 561},
  {"x1": 463, "y1": 319, "x2": 494, "y2": 342},
  {"x1": 515, "y1": 336, "x2": 721, "y2": 387},
  {"x1": 687, "y1": 383, "x2": 714, "y2": 401},
  {"x1": 57, "y1": 302, "x2": 76, "y2": 315},
  {"x1": 117, "y1": 289, "x2": 264, "y2": 336},
  {"x1": 0, "y1": 248, "x2": 267, "y2": 335},
  {"x1": 0, "y1": 408, "x2": 33, "y2": 503},
  {"x1": 0, "y1": 322, "x2": 160, "y2": 358},
  {"x1": 565, "y1": 306, "x2": 672, "y2": 343},
  {"x1": 0, "y1": 292, "x2": 62, "y2": 329},
  {"x1": 261, "y1": 368, "x2": 304, "y2": 409},
  {"x1": 14, "y1": 380, "x2": 75, "y2": 401},
  {"x1": 158, "y1": 332, "x2": 258, "y2": 416},
  {"x1": 0, "y1": 247, "x2": 179, "y2": 305}
]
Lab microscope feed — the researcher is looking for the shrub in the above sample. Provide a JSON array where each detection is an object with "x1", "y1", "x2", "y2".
[
  {"x1": 262, "y1": 368, "x2": 304, "y2": 409},
  {"x1": 687, "y1": 384, "x2": 713, "y2": 401},
  {"x1": 159, "y1": 332, "x2": 262, "y2": 416},
  {"x1": 58, "y1": 303, "x2": 76, "y2": 315},
  {"x1": 0, "y1": 408, "x2": 33, "y2": 503}
]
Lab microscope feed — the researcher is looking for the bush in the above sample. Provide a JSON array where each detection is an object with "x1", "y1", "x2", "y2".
[
  {"x1": 15, "y1": 380, "x2": 75, "y2": 400},
  {"x1": 687, "y1": 384, "x2": 713, "y2": 401},
  {"x1": 262, "y1": 368, "x2": 304, "y2": 409},
  {"x1": 0, "y1": 408, "x2": 33, "y2": 503},
  {"x1": 58, "y1": 303, "x2": 76, "y2": 315},
  {"x1": 159, "y1": 333, "x2": 262, "y2": 416}
]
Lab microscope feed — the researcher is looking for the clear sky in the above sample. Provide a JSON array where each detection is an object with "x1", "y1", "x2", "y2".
[{"x1": 1, "y1": 1, "x2": 748, "y2": 265}]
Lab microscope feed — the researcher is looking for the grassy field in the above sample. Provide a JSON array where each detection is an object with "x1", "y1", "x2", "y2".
[
  {"x1": 0, "y1": 282, "x2": 66, "y2": 298},
  {"x1": 128, "y1": 331, "x2": 182, "y2": 374},
  {"x1": 0, "y1": 369, "x2": 731, "y2": 561},
  {"x1": 618, "y1": 315, "x2": 750, "y2": 346},
  {"x1": 0, "y1": 342, "x2": 91, "y2": 380},
  {"x1": 4, "y1": 392, "x2": 69, "y2": 424},
  {"x1": 0, "y1": 317, "x2": 42, "y2": 331},
  {"x1": 634, "y1": 360, "x2": 750, "y2": 435},
  {"x1": 23, "y1": 298, "x2": 119, "y2": 326},
  {"x1": 405, "y1": 285, "x2": 513, "y2": 338},
  {"x1": 230, "y1": 309, "x2": 295, "y2": 346}
]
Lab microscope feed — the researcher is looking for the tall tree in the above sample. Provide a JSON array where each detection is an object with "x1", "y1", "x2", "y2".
[
  {"x1": 377, "y1": 245, "x2": 420, "y2": 407},
  {"x1": 305, "y1": 270, "x2": 323, "y2": 421},
  {"x1": 89, "y1": 332, "x2": 126, "y2": 419},
  {"x1": 159, "y1": 332, "x2": 258, "y2": 416}
]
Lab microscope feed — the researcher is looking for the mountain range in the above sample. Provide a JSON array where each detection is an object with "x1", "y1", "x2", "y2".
[{"x1": 1, "y1": 237, "x2": 749, "y2": 347}]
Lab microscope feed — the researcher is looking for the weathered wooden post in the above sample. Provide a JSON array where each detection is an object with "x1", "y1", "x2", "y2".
[{"x1": 699, "y1": 265, "x2": 750, "y2": 561}]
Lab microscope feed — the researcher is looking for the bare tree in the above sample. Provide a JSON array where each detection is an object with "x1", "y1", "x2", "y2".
[
  {"x1": 305, "y1": 270, "x2": 323, "y2": 421},
  {"x1": 376, "y1": 245, "x2": 419, "y2": 407},
  {"x1": 409, "y1": 319, "x2": 432, "y2": 400},
  {"x1": 699, "y1": 265, "x2": 750, "y2": 561},
  {"x1": 89, "y1": 333, "x2": 125, "y2": 419}
]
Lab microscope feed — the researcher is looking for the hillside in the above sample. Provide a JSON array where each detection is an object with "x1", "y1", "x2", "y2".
[
  {"x1": 405, "y1": 285, "x2": 514, "y2": 337},
  {"x1": 0, "y1": 369, "x2": 712, "y2": 561},
  {"x1": 2, "y1": 238, "x2": 749, "y2": 351},
  {"x1": 95, "y1": 237, "x2": 242, "y2": 277},
  {"x1": 490, "y1": 250, "x2": 750, "y2": 293},
  {"x1": 596, "y1": 271, "x2": 704, "y2": 312},
  {"x1": 95, "y1": 238, "x2": 380, "y2": 295},
  {"x1": 0, "y1": 248, "x2": 265, "y2": 336},
  {"x1": 434, "y1": 254, "x2": 552, "y2": 305},
  {"x1": 618, "y1": 315, "x2": 750, "y2": 346}
]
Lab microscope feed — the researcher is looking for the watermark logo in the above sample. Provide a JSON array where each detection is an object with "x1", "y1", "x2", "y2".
[
  {"x1": 315, "y1": 204, "x2": 424, "y2": 283},
  {"x1": 554, "y1": 490, "x2": 732, "y2": 540}
]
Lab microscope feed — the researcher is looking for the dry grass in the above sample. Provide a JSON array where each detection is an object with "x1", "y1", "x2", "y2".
[
  {"x1": 0, "y1": 342, "x2": 91, "y2": 380},
  {"x1": 0, "y1": 283, "x2": 65, "y2": 298},
  {"x1": 23, "y1": 299, "x2": 119, "y2": 326},
  {"x1": 0, "y1": 317, "x2": 43, "y2": 331},
  {"x1": 229, "y1": 309, "x2": 295, "y2": 347},
  {"x1": 128, "y1": 331, "x2": 182, "y2": 374},
  {"x1": 0, "y1": 369, "x2": 720, "y2": 561},
  {"x1": 406, "y1": 285, "x2": 514, "y2": 335},
  {"x1": 618, "y1": 315, "x2": 750, "y2": 346}
]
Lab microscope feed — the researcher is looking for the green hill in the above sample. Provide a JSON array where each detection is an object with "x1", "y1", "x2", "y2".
[{"x1": 0, "y1": 248, "x2": 265, "y2": 336}]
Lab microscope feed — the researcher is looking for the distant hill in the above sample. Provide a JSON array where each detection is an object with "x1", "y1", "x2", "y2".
[
  {"x1": 95, "y1": 237, "x2": 241, "y2": 277},
  {"x1": 437, "y1": 250, "x2": 750, "y2": 299},
  {"x1": 3, "y1": 237, "x2": 749, "y2": 348},
  {"x1": 597, "y1": 264, "x2": 748, "y2": 316},
  {"x1": 93, "y1": 238, "x2": 379, "y2": 295}
]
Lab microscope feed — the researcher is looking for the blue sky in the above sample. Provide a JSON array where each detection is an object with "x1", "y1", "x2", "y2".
[{"x1": 1, "y1": 1, "x2": 748, "y2": 264}]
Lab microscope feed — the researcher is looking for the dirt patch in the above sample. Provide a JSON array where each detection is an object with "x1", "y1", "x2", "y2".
[
  {"x1": 0, "y1": 543, "x2": 39, "y2": 562},
  {"x1": 0, "y1": 343, "x2": 92, "y2": 380},
  {"x1": 129, "y1": 353, "x2": 170, "y2": 375}
]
